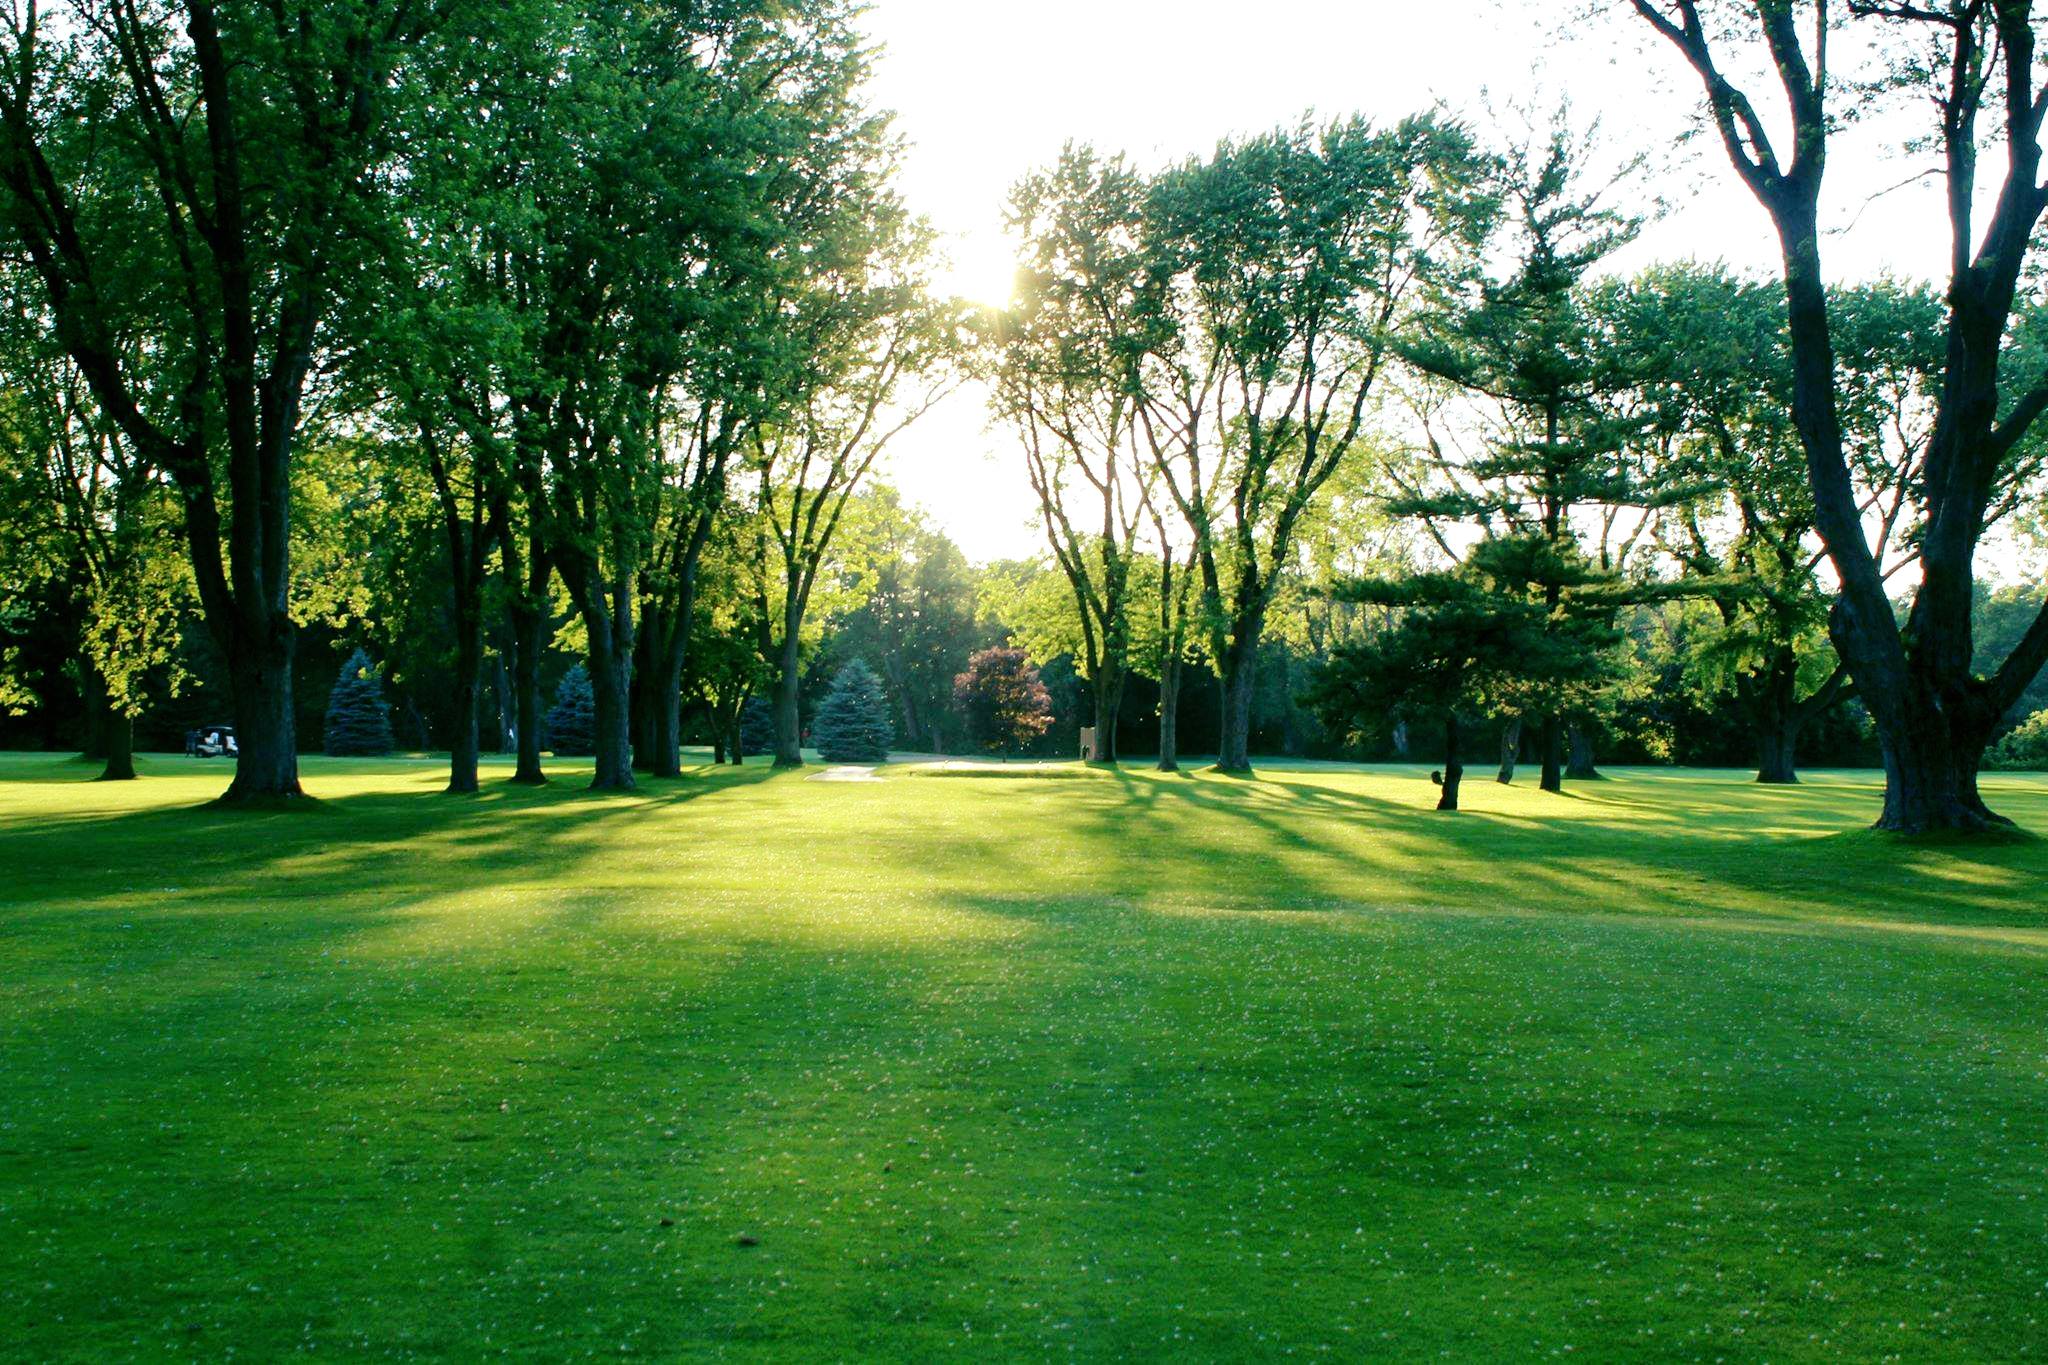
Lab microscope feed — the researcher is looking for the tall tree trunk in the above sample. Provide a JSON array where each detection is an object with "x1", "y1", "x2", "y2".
[
  {"x1": 79, "y1": 658, "x2": 109, "y2": 764},
  {"x1": 588, "y1": 653, "x2": 634, "y2": 790},
  {"x1": 578, "y1": 628, "x2": 633, "y2": 791},
  {"x1": 1780, "y1": 189, "x2": 2013, "y2": 832},
  {"x1": 98, "y1": 710, "x2": 135, "y2": 783},
  {"x1": 78, "y1": 656, "x2": 133, "y2": 779},
  {"x1": 1156, "y1": 653, "x2": 1182, "y2": 773},
  {"x1": 1496, "y1": 717, "x2": 1521, "y2": 785},
  {"x1": 629, "y1": 633, "x2": 657, "y2": 774},
  {"x1": 646, "y1": 654, "x2": 684, "y2": 779},
  {"x1": 1090, "y1": 665, "x2": 1125, "y2": 765},
  {"x1": 446, "y1": 597, "x2": 482, "y2": 795},
  {"x1": 491, "y1": 651, "x2": 514, "y2": 753},
  {"x1": 220, "y1": 634, "x2": 301, "y2": 803},
  {"x1": 1755, "y1": 663, "x2": 1800, "y2": 785},
  {"x1": 570, "y1": 570, "x2": 637, "y2": 792},
  {"x1": 1565, "y1": 724, "x2": 1600, "y2": 780},
  {"x1": 1537, "y1": 715, "x2": 1562, "y2": 794},
  {"x1": 508, "y1": 602, "x2": 547, "y2": 785},
  {"x1": 1215, "y1": 615, "x2": 1265, "y2": 774},
  {"x1": 771, "y1": 630, "x2": 804, "y2": 768},
  {"x1": 1436, "y1": 713, "x2": 1463, "y2": 812}
]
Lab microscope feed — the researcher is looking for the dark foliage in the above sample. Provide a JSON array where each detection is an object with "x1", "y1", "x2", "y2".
[{"x1": 953, "y1": 647, "x2": 1055, "y2": 756}]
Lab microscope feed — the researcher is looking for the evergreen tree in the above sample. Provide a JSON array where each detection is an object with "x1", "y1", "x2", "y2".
[
  {"x1": 1312, "y1": 539, "x2": 1622, "y2": 810},
  {"x1": 324, "y1": 649, "x2": 395, "y2": 757},
  {"x1": 953, "y1": 646, "x2": 1056, "y2": 757},
  {"x1": 738, "y1": 695, "x2": 776, "y2": 758},
  {"x1": 811, "y1": 659, "x2": 894, "y2": 763},
  {"x1": 545, "y1": 666, "x2": 597, "y2": 757},
  {"x1": 1391, "y1": 121, "x2": 1680, "y2": 790}
]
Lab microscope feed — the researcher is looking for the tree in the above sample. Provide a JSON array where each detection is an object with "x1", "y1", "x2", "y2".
[
  {"x1": 0, "y1": 323, "x2": 189, "y2": 780},
  {"x1": 532, "y1": 1, "x2": 798, "y2": 792},
  {"x1": 629, "y1": 7, "x2": 883, "y2": 780},
  {"x1": 991, "y1": 146, "x2": 1157, "y2": 765},
  {"x1": 747, "y1": 218, "x2": 960, "y2": 770},
  {"x1": 1314, "y1": 538, "x2": 1623, "y2": 810},
  {"x1": 811, "y1": 658, "x2": 893, "y2": 763},
  {"x1": 324, "y1": 649, "x2": 394, "y2": 757},
  {"x1": 402, "y1": 0, "x2": 884, "y2": 793},
  {"x1": 953, "y1": 646, "x2": 1056, "y2": 756},
  {"x1": 822, "y1": 490, "x2": 985, "y2": 753},
  {"x1": 1389, "y1": 117, "x2": 1666, "y2": 790},
  {"x1": 1136, "y1": 114, "x2": 1492, "y2": 773},
  {"x1": 1626, "y1": 0, "x2": 2048, "y2": 831},
  {"x1": 1616, "y1": 265, "x2": 1943, "y2": 783},
  {"x1": 361, "y1": 0, "x2": 549, "y2": 796},
  {"x1": 0, "y1": 0, "x2": 433, "y2": 801},
  {"x1": 545, "y1": 666, "x2": 596, "y2": 758}
]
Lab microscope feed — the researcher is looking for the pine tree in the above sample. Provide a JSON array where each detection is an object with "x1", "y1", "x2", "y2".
[
  {"x1": 1310, "y1": 540, "x2": 1622, "y2": 810},
  {"x1": 953, "y1": 647, "x2": 1055, "y2": 756},
  {"x1": 1389, "y1": 122, "x2": 1679, "y2": 791},
  {"x1": 811, "y1": 659, "x2": 894, "y2": 763},
  {"x1": 738, "y1": 695, "x2": 775, "y2": 758},
  {"x1": 545, "y1": 665, "x2": 597, "y2": 757},
  {"x1": 324, "y1": 649, "x2": 395, "y2": 756}
]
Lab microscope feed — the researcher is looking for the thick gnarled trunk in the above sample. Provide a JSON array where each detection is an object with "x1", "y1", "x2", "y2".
[
  {"x1": 1871, "y1": 677, "x2": 2001, "y2": 832},
  {"x1": 1757, "y1": 719, "x2": 1800, "y2": 786},
  {"x1": 1496, "y1": 717, "x2": 1521, "y2": 785}
]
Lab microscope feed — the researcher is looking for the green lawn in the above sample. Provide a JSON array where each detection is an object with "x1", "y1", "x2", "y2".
[{"x1": 3, "y1": 754, "x2": 2047, "y2": 1359}]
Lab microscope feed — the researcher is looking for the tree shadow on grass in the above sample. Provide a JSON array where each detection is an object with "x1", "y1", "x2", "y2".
[{"x1": 1053, "y1": 765, "x2": 2048, "y2": 942}]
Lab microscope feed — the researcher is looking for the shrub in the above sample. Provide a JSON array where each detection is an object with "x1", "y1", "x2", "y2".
[
  {"x1": 1988, "y1": 709, "x2": 2048, "y2": 770},
  {"x1": 545, "y1": 665, "x2": 597, "y2": 756},
  {"x1": 812, "y1": 659, "x2": 893, "y2": 763},
  {"x1": 323, "y1": 649, "x2": 394, "y2": 756},
  {"x1": 953, "y1": 646, "x2": 1054, "y2": 756}
]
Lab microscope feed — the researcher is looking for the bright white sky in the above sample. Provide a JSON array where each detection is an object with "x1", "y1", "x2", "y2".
[{"x1": 859, "y1": 0, "x2": 1963, "y2": 563}]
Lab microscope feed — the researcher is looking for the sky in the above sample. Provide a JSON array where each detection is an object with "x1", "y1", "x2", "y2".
[{"x1": 856, "y1": 0, "x2": 1964, "y2": 564}]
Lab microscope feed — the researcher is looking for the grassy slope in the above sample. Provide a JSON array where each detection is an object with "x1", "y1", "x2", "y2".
[{"x1": 2, "y1": 753, "x2": 2047, "y2": 1360}]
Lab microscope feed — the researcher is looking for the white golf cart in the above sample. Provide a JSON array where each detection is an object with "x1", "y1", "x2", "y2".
[{"x1": 185, "y1": 725, "x2": 238, "y2": 757}]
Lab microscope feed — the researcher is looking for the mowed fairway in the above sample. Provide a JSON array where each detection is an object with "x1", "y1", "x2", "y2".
[{"x1": 3, "y1": 756, "x2": 2048, "y2": 1360}]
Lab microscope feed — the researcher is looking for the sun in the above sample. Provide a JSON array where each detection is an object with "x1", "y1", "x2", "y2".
[{"x1": 934, "y1": 229, "x2": 1019, "y2": 310}]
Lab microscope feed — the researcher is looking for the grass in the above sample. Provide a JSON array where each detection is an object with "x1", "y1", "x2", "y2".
[{"x1": 3, "y1": 752, "x2": 2048, "y2": 1360}]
